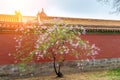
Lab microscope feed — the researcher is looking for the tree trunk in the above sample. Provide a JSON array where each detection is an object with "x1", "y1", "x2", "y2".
[
  {"x1": 53, "y1": 56, "x2": 63, "y2": 78},
  {"x1": 53, "y1": 56, "x2": 58, "y2": 75},
  {"x1": 57, "y1": 64, "x2": 63, "y2": 77}
]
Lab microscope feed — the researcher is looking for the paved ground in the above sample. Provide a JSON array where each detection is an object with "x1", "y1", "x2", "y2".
[{"x1": 15, "y1": 70, "x2": 120, "y2": 80}]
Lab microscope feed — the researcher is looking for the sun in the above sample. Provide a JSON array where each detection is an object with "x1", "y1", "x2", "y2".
[{"x1": 2, "y1": 0, "x2": 46, "y2": 16}]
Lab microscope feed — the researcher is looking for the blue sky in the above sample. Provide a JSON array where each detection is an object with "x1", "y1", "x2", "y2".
[{"x1": 0, "y1": 0, "x2": 120, "y2": 20}]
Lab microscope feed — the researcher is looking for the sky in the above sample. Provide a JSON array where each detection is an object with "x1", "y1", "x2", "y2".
[{"x1": 0, "y1": 0, "x2": 120, "y2": 20}]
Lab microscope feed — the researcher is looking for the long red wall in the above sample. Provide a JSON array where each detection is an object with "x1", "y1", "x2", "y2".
[{"x1": 0, "y1": 33, "x2": 120, "y2": 65}]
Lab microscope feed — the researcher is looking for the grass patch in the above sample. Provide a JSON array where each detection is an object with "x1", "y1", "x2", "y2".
[
  {"x1": 108, "y1": 68, "x2": 120, "y2": 76},
  {"x1": 106, "y1": 68, "x2": 120, "y2": 80}
]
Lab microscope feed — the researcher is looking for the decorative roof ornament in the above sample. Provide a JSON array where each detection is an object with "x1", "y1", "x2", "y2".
[
  {"x1": 15, "y1": 10, "x2": 21, "y2": 16},
  {"x1": 40, "y1": 8, "x2": 47, "y2": 17}
]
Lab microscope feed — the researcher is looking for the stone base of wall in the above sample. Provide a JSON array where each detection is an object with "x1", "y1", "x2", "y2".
[{"x1": 0, "y1": 58, "x2": 120, "y2": 79}]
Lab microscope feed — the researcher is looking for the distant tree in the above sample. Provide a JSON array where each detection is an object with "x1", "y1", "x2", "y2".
[
  {"x1": 10, "y1": 19, "x2": 99, "y2": 78},
  {"x1": 98, "y1": 0, "x2": 120, "y2": 14}
]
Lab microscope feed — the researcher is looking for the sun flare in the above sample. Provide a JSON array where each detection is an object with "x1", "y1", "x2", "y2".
[
  {"x1": 0, "y1": 0, "x2": 47, "y2": 16},
  {"x1": 5, "y1": 0, "x2": 46, "y2": 15},
  {"x1": 10, "y1": 0, "x2": 28, "y2": 11},
  {"x1": 12, "y1": 0, "x2": 27, "y2": 10}
]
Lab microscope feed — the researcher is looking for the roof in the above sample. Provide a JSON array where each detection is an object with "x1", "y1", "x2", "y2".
[{"x1": 46, "y1": 16, "x2": 120, "y2": 27}]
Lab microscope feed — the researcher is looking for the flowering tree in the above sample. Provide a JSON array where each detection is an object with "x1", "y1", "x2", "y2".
[{"x1": 11, "y1": 20, "x2": 99, "y2": 78}]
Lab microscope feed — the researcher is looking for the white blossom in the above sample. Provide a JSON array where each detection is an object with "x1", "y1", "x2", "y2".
[
  {"x1": 75, "y1": 25, "x2": 79, "y2": 29},
  {"x1": 43, "y1": 50, "x2": 46, "y2": 54},
  {"x1": 81, "y1": 26, "x2": 84, "y2": 30},
  {"x1": 54, "y1": 25, "x2": 58, "y2": 29},
  {"x1": 60, "y1": 52, "x2": 63, "y2": 54},
  {"x1": 30, "y1": 74, "x2": 34, "y2": 77},
  {"x1": 48, "y1": 28, "x2": 54, "y2": 32},
  {"x1": 82, "y1": 29, "x2": 86, "y2": 34},
  {"x1": 69, "y1": 25, "x2": 73, "y2": 30},
  {"x1": 81, "y1": 26, "x2": 86, "y2": 34},
  {"x1": 77, "y1": 63, "x2": 80, "y2": 67}
]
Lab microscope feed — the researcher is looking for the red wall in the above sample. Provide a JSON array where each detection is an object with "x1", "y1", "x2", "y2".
[{"x1": 0, "y1": 33, "x2": 120, "y2": 65}]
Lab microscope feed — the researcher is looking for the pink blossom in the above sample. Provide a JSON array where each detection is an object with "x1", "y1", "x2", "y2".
[
  {"x1": 86, "y1": 41, "x2": 89, "y2": 44},
  {"x1": 96, "y1": 47, "x2": 100, "y2": 51},
  {"x1": 15, "y1": 28, "x2": 18, "y2": 32},
  {"x1": 35, "y1": 51, "x2": 39, "y2": 55},
  {"x1": 37, "y1": 57, "x2": 40, "y2": 60},
  {"x1": 20, "y1": 27, "x2": 24, "y2": 31},
  {"x1": 8, "y1": 53, "x2": 11, "y2": 56},
  {"x1": 75, "y1": 42, "x2": 79, "y2": 48},
  {"x1": 41, "y1": 26, "x2": 47, "y2": 29},
  {"x1": 38, "y1": 54, "x2": 43, "y2": 58},
  {"x1": 91, "y1": 44, "x2": 96, "y2": 49},
  {"x1": 34, "y1": 44, "x2": 39, "y2": 49},
  {"x1": 75, "y1": 54, "x2": 79, "y2": 59},
  {"x1": 82, "y1": 43, "x2": 87, "y2": 49},
  {"x1": 56, "y1": 41, "x2": 59, "y2": 44},
  {"x1": 15, "y1": 40, "x2": 19, "y2": 42},
  {"x1": 86, "y1": 59, "x2": 89, "y2": 62},
  {"x1": 15, "y1": 45, "x2": 20, "y2": 48},
  {"x1": 64, "y1": 46, "x2": 66, "y2": 48},
  {"x1": 65, "y1": 49, "x2": 69, "y2": 54},
  {"x1": 92, "y1": 50, "x2": 98, "y2": 55},
  {"x1": 87, "y1": 53, "x2": 91, "y2": 56},
  {"x1": 14, "y1": 60, "x2": 17, "y2": 63}
]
